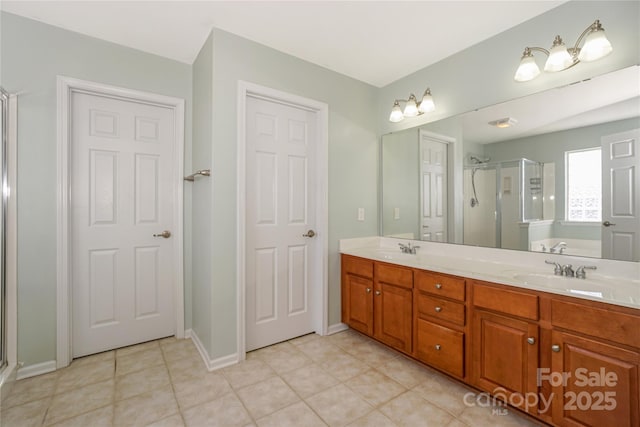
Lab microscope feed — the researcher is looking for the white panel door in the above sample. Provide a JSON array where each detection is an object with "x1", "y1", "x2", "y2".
[
  {"x1": 602, "y1": 128, "x2": 640, "y2": 261},
  {"x1": 246, "y1": 95, "x2": 317, "y2": 351},
  {"x1": 420, "y1": 132, "x2": 448, "y2": 242},
  {"x1": 71, "y1": 92, "x2": 176, "y2": 357}
]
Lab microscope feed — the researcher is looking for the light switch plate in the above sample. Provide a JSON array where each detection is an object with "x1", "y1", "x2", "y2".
[
  {"x1": 394, "y1": 207, "x2": 400, "y2": 220},
  {"x1": 357, "y1": 208, "x2": 365, "y2": 221}
]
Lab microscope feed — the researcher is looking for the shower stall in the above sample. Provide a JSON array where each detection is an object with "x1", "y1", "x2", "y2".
[{"x1": 463, "y1": 158, "x2": 543, "y2": 250}]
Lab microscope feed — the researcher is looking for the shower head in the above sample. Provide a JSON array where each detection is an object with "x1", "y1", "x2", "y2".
[{"x1": 468, "y1": 154, "x2": 491, "y2": 165}]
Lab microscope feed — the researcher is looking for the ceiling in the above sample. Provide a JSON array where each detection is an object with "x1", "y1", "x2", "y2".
[
  {"x1": 1, "y1": 0, "x2": 564, "y2": 87},
  {"x1": 461, "y1": 65, "x2": 640, "y2": 145}
]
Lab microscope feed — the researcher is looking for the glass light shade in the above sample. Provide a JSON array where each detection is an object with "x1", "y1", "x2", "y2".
[
  {"x1": 544, "y1": 41, "x2": 574, "y2": 72},
  {"x1": 578, "y1": 28, "x2": 613, "y2": 62},
  {"x1": 418, "y1": 90, "x2": 435, "y2": 113},
  {"x1": 403, "y1": 94, "x2": 419, "y2": 117},
  {"x1": 389, "y1": 102, "x2": 404, "y2": 122},
  {"x1": 514, "y1": 55, "x2": 541, "y2": 82}
]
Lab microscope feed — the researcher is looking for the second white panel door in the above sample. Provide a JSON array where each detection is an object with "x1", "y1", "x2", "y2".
[{"x1": 245, "y1": 95, "x2": 317, "y2": 351}]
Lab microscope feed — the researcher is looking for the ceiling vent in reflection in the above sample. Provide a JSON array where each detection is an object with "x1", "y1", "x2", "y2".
[{"x1": 488, "y1": 117, "x2": 518, "y2": 128}]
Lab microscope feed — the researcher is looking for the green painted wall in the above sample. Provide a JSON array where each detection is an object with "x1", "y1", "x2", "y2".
[
  {"x1": 191, "y1": 32, "x2": 214, "y2": 353},
  {"x1": 0, "y1": 12, "x2": 193, "y2": 367}
]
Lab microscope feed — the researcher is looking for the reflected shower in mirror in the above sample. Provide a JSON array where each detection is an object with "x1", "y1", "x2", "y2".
[{"x1": 381, "y1": 65, "x2": 640, "y2": 261}]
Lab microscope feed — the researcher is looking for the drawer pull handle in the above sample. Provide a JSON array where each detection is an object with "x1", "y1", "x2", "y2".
[
  {"x1": 435, "y1": 283, "x2": 442, "y2": 289},
  {"x1": 366, "y1": 288, "x2": 371, "y2": 293},
  {"x1": 435, "y1": 344, "x2": 441, "y2": 351},
  {"x1": 435, "y1": 307, "x2": 442, "y2": 313},
  {"x1": 375, "y1": 290, "x2": 381, "y2": 296},
  {"x1": 527, "y1": 337, "x2": 535, "y2": 345},
  {"x1": 551, "y1": 344, "x2": 561, "y2": 353}
]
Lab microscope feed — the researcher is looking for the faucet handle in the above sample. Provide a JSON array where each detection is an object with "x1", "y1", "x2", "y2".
[
  {"x1": 575, "y1": 265, "x2": 597, "y2": 279},
  {"x1": 562, "y1": 264, "x2": 575, "y2": 277},
  {"x1": 545, "y1": 260, "x2": 562, "y2": 275}
]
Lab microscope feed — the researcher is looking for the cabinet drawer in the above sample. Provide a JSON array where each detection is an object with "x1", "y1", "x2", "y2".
[
  {"x1": 417, "y1": 294, "x2": 465, "y2": 326},
  {"x1": 551, "y1": 300, "x2": 640, "y2": 348},
  {"x1": 473, "y1": 282, "x2": 538, "y2": 320},
  {"x1": 416, "y1": 271, "x2": 465, "y2": 301},
  {"x1": 342, "y1": 255, "x2": 373, "y2": 279},
  {"x1": 376, "y1": 263, "x2": 413, "y2": 289},
  {"x1": 415, "y1": 319, "x2": 464, "y2": 377}
]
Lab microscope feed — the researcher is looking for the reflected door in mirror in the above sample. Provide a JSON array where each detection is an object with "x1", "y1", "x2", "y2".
[{"x1": 420, "y1": 131, "x2": 448, "y2": 242}]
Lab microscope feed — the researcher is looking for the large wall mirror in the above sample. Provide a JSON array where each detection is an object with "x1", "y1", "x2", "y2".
[{"x1": 381, "y1": 65, "x2": 640, "y2": 262}]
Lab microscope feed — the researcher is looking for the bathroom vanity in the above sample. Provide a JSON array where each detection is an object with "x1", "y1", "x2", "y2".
[{"x1": 340, "y1": 238, "x2": 639, "y2": 427}]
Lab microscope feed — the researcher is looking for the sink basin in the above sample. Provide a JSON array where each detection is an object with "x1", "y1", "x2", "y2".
[
  {"x1": 510, "y1": 272, "x2": 631, "y2": 299},
  {"x1": 372, "y1": 250, "x2": 416, "y2": 261}
]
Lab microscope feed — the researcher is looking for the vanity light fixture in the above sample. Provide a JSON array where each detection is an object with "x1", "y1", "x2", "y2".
[
  {"x1": 389, "y1": 88, "x2": 435, "y2": 122},
  {"x1": 514, "y1": 19, "x2": 613, "y2": 82}
]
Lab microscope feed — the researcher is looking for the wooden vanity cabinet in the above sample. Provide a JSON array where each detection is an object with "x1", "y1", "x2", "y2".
[
  {"x1": 414, "y1": 270, "x2": 467, "y2": 378},
  {"x1": 470, "y1": 281, "x2": 540, "y2": 416},
  {"x1": 548, "y1": 299, "x2": 640, "y2": 427},
  {"x1": 341, "y1": 253, "x2": 640, "y2": 427},
  {"x1": 341, "y1": 255, "x2": 413, "y2": 354},
  {"x1": 341, "y1": 255, "x2": 374, "y2": 335},
  {"x1": 374, "y1": 263, "x2": 413, "y2": 353}
]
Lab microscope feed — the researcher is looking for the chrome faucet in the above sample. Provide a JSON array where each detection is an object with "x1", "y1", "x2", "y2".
[
  {"x1": 398, "y1": 242, "x2": 420, "y2": 254},
  {"x1": 576, "y1": 265, "x2": 597, "y2": 279},
  {"x1": 550, "y1": 242, "x2": 567, "y2": 254}
]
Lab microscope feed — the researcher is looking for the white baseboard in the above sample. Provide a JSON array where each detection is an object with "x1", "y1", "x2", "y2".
[
  {"x1": 189, "y1": 329, "x2": 239, "y2": 371},
  {"x1": 327, "y1": 322, "x2": 349, "y2": 335},
  {"x1": 16, "y1": 360, "x2": 57, "y2": 380}
]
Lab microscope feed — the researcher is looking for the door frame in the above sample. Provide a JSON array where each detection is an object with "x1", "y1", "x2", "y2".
[
  {"x1": 56, "y1": 76, "x2": 185, "y2": 368},
  {"x1": 236, "y1": 81, "x2": 329, "y2": 359}
]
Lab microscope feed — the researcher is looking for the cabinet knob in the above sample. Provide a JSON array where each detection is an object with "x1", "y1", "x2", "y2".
[
  {"x1": 435, "y1": 344, "x2": 441, "y2": 351},
  {"x1": 527, "y1": 337, "x2": 535, "y2": 345},
  {"x1": 366, "y1": 288, "x2": 371, "y2": 293},
  {"x1": 551, "y1": 344, "x2": 561, "y2": 353},
  {"x1": 435, "y1": 306, "x2": 442, "y2": 313},
  {"x1": 375, "y1": 290, "x2": 381, "y2": 296},
  {"x1": 435, "y1": 283, "x2": 442, "y2": 289}
]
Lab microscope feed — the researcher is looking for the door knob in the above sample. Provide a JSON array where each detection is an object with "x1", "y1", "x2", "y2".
[
  {"x1": 153, "y1": 230, "x2": 171, "y2": 238},
  {"x1": 302, "y1": 229, "x2": 316, "y2": 238},
  {"x1": 602, "y1": 221, "x2": 616, "y2": 227}
]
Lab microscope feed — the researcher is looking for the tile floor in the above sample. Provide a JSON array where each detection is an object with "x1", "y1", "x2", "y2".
[{"x1": 0, "y1": 330, "x2": 546, "y2": 426}]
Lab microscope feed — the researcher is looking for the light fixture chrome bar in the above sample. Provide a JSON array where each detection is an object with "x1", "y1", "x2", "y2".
[{"x1": 184, "y1": 169, "x2": 211, "y2": 182}]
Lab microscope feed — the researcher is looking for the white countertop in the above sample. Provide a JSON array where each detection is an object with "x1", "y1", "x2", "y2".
[{"x1": 340, "y1": 237, "x2": 640, "y2": 310}]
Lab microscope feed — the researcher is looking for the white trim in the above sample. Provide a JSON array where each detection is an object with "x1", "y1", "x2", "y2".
[
  {"x1": 189, "y1": 329, "x2": 239, "y2": 371},
  {"x1": 327, "y1": 323, "x2": 349, "y2": 335},
  {"x1": 6, "y1": 95, "x2": 18, "y2": 370},
  {"x1": 16, "y1": 360, "x2": 57, "y2": 380},
  {"x1": 56, "y1": 76, "x2": 185, "y2": 368},
  {"x1": 236, "y1": 81, "x2": 329, "y2": 360}
]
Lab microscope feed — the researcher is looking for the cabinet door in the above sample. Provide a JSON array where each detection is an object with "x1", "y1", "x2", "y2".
[
  {"x1": 343, "y1": 274, "x2": 373, "y2": 335},
  {"x1": 550, "y1": 331, "x2": 639, "y2": 427},
  {"x1": 374, "y1": 282, "x2": 412, "y2": 353},
  {"x1": 472, "y1": 310, "x2": 539, "y2": 415}
]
